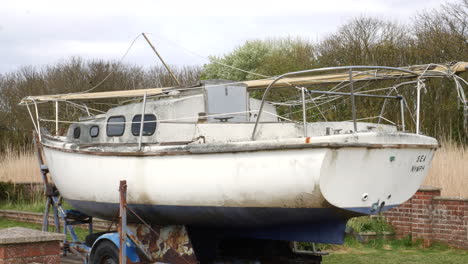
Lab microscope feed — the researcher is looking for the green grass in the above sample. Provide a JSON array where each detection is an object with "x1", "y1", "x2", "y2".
[
  {"x1": 321, "y1": 236, "x2": 468, "y2": 264},
  {"x1": 0, "y1": 217, "x2": 466, "y2": 263},
  {"x1": 323, "y1": 244, "x2": 468, "y2": 264},
  {"x1": 0, "y1": 198, "x2": 46, "y2": 212},
  {"x1": 346, "y1": 216, "x2": 394, "y2": 233},
  {"x1": 0, "y1": 217, "x2": 89, "y2": 241},
  {"x1": 0, "y1": 182, "x2": 45, "y2": 212},
  {"x1": 324, "y1": 249, "x2": 468, "y2": 264},
  {"x1": 0, "y1": 198, "x2": 74, "y2": 213}
]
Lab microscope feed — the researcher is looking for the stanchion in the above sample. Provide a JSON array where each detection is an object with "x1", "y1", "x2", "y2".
[{"x1": 119, "y1": 180, "x2": 127, "y2": 264}]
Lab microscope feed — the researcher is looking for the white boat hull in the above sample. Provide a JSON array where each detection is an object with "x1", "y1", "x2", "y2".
[
  {"x1": 41, "y1": 132, "x2": 437, "y2": 243},
  {"x1": 42, "y1": 132, "x2": 435, "y2": 215}
]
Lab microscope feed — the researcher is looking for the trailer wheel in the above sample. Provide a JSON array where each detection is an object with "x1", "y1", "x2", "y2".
[{"x1": 91, "y1": 240, "x2": 119, "y2": 264}]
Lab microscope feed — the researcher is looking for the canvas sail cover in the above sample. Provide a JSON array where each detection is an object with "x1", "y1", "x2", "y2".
[{"x1": 20, "y1": 62, "x2": 467, "y2": 104}]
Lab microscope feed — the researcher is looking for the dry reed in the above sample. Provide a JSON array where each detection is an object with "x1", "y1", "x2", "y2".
[
  {"x1": 0, "y1": 146, "x2": 41, "y2": 183},
  {"x1": 0, "y1": 142, "x2": 466, "y2": 197},
  {"x1": 423, "y1": 141, "x2": 468, "y2": 198}
]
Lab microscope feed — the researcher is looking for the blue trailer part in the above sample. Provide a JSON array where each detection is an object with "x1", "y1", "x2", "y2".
[
  {"x1": 40, "y1": 195, "x2": 142, "y2": 263},
  {"x1": 89, "y1": 232, "x2": 141, "y2": 263}
]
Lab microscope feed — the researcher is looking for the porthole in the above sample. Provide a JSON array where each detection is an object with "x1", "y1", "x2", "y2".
[
  {"x1": 73, "y1": 127, "x2": 81, "y2": 139},
  {"x1": 131, "y1": 114, "x2": 157, "y2": 136},
  {"x1": 107, "y1": 116, "x2": 125, "y2": 137},
  {"x1": 90, "y1": 126, "x2": 99, "y2": 137}
]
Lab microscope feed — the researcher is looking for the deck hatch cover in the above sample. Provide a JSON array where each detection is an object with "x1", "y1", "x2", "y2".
[{"x1": 205, "y1": 83, "x2": 248, "y2": 122}]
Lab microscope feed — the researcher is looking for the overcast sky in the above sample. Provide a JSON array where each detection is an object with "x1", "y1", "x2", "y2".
[{"x1": 0, "y1": 0, "x2": 454, "y2": 74}]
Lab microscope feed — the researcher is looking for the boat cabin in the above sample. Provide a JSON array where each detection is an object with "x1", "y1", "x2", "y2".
[
  {"x1": 64, "y1": 80, "x2": 397, "y2": 145},
  {"x1": 64, "y1": 80, "x2": 286, "y2": 144}
]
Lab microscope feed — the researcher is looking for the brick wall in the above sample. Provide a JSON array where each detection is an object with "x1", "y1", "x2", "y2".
[
  {"x1": 383, "y1": 187, "x2": 468, "y2": 249},
  {"x1": 0, "y1": 241, "x2": 61, "y2": 264}
]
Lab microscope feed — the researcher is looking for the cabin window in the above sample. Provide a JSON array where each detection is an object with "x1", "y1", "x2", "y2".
[
  {"x1": 90, "y1": 126, "x2": 99, "y2": 137},
  {"x1": 107, "y1": 116, "x2": 125, "y2": 137},
  {"x1": 131, "y1": 114, "x2": 157, "y2": 136},
  {"x1": 73, "y1": 127, "x2": 81, "y2": 139}
]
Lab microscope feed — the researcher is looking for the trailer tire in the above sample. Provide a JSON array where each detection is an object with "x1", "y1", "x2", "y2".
[
  {"x1": 86, "y1": 232, "x2": 114, "y2": 247},
  {"x1": 91, "y1": 240, "x2": 119, "y2": 264}
]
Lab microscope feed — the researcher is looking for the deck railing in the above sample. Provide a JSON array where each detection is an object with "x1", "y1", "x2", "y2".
[{"x1": 251, "y1": 66, "x2": 419, "y2": 140}]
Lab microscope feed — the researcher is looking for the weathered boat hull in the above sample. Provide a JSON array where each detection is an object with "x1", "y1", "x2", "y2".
[
  {"x1": 66, "y1": 200, "x2": 351, "y2": 243},
  {"x1": 41, "y1": 132, "x2": 437, "y2": 243}
]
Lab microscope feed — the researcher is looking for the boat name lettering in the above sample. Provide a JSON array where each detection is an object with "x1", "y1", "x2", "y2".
[
  {"x1": 416, "y1": 155, "x2": 426, "y2": 162},
  {"x1": 410, "y1": 165, "x2": 425, "y2": 173}
]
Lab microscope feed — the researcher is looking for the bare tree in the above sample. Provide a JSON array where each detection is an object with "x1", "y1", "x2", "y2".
[
  {"x1": 413, "y1": 0, "x2": 468, "y2": 63},
  {"x1": 317, "y1": 16, "x2": 412, "y2": 66}
]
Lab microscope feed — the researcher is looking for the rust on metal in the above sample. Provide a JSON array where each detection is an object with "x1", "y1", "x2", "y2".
[
  {"x1": 33, "y1": 132, "x2": 49, "y2": 186},
  {"x1": 119, "y1": 180, "x2": 128, "y2": 264},
  {"x1": 128, "y1": 224, "x2": 198, "y2": 264}
]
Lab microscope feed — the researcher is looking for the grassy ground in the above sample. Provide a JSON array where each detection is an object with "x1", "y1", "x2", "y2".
[
  {"x1": 0, "y1": 217, "x2": 466, "y2": 263},
  {"x1": 346, "y1": 215, "x2": 393, "y2": 233},
  {"x1": 322, "y1": 236, "x2": 468, "y2": 263},
  {"x1": 0, "y1": 217, "x2": 89, "y2": 241},
  {"x1": 0, "y1": 198, "x2": 46, "y2": 212},
  {"x1": 324, "y1": 248, "x2": 468, "y2": 264},
  {"x1": 0, "y1": 198, "x2": 73, "y2": 213}
]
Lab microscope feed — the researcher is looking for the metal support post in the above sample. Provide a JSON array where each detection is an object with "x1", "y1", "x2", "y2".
[
  {"x1": 43, "y1": 198, "x2": 50, "y2": 232},
  {"x1": 416, "y1": 82, "x2": 421, "y2": 134},
  {"x1": 138, "y1": 93, "x2": 147, "y2": 151},
  {"x1": 301, "y1": 87, "x2": 307, "y2": 137},
  {"x1": 34, "y1": 132, "x2": 93, "y2": 261},
  {"x1": 26, "y1": 104, "x2": 39, "y2": 135},
  {"x1": 89, "y1": 217, "x2": 93, "y2": 235},
  {"x1": 400, "y1": 98, "x2": 406, "y2": 131},
  {"x1": 349, "y1": 69, "x2": 357, "y2": 132},
  {"x1": 52, "y1": 204, "x2": 60, "y2": 233},
  {"x1": 55, "y1": 101, "x2": 59, "y2": 136},
  {"x1": 33, "y1": 100, "x2": 42, "y2": 141},
  {"x1": 119, "y1": 180, "x2": 128, "y2": 264},
  {"x1": 83, "y1": 104, "x2": 90, "y2": 116},
  {"x1": 34, "y1": 133, "x2": 51, "y2": 232}
]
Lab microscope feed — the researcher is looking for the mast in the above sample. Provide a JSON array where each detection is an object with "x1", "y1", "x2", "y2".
[{"x1": 142, "y1": 33, "x2": 181, "y2": 86}]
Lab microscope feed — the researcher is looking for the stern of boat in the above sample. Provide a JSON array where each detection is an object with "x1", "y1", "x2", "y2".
[{"x1": 318, "y1": 132, "x2": 438, "y2": 215}]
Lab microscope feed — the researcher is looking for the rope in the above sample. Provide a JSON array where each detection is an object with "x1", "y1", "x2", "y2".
[
  {"x1": 143, "y1": 32, "x2": 272, "y2": 79},
  {"x1": 79, "y1": 34, "x2": 143, "y2": 94},
  {"x1": 21, "y1": 34, "x2": 145, "y2": 104},
  {"x1": 65, "y1": 101, "x2": 106, "y2": 114},
  {"x1": 343, "y1": 115, "x2": 396, "y2": 125},
  {"x1": 38, "y1": 109, "x2": 288, "y2": 125},
  {"x1": 304, "y1": 87, "x2": 328, "y2": 121}
]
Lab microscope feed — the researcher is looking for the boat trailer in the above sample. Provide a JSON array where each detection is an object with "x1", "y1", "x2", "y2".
[{"x1": 34, "y1": 136, "x2": 326, "y2": 264}]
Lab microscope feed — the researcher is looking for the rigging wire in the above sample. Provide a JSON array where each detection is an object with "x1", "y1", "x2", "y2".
[
  {"x1": 65, "y1": 101, "x2": 106, "y2": 114},
  {"x1": 79, "y1": 34, "x2": 143, "y2": 94},
  {"x1": 142, "y1": 32, "x2": 272, "y2": 79},
  {"x1": 38, "y1": 109, "x2": 292, "y2": 125},
  {"x1": 23, "y1": 34, "x2": 467, "y2": 134}
]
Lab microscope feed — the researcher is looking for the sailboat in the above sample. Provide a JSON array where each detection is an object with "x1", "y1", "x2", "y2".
[{"x1": 22, "y1": 62, "x2": 468, "y2": 244}]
